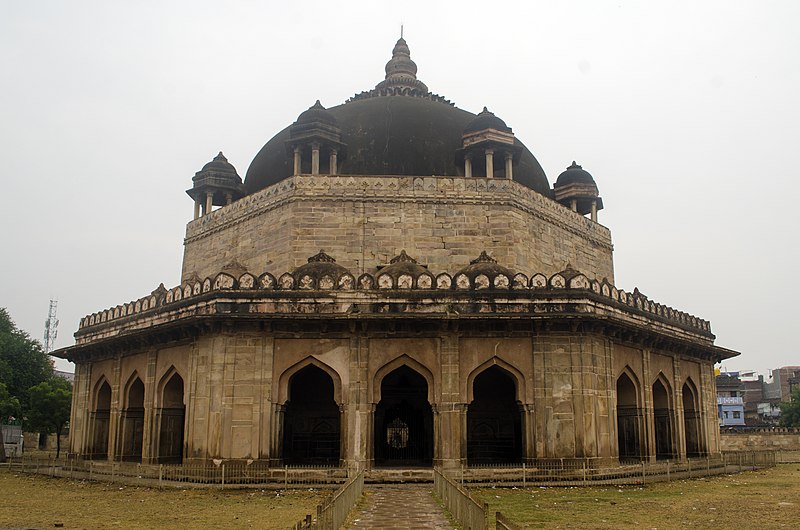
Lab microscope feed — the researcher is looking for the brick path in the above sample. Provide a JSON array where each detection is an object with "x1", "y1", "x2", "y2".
[{"x1": 344, "y1": 484, "x2": 454, "y2": 529}]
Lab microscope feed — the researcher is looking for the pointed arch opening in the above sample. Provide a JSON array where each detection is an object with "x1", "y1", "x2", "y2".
[
  {"x1": 120, "y1": 375, "x2": 145, "y2": 462},
  {"x1": 616, "y1": 370, "x2": 644, "y2": 461},
  {"x1": 467, "y1": 365, "x2": 523, "y2": 465},
  {"x1": 157, "y1": 370, "x2": 185, "y2": 464},
  {"x1": 682, "y1": 379, "x2": 704, "y2": 457},
  {"x1": 90, "y1": 379, "x2": 112, "y2": 460},
  {"x1": 652, "y1": 377, "x2": 675, "y2": 460},
  {"x1": 374, "y1": 365, "x2": 433, "y2": 466},
  {"x1": 281, "y1": 365, "x2": 341, "y2": 465}
]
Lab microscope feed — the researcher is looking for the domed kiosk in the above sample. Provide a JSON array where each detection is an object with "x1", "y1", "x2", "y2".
[{"x1": 56, "y1": 37, "x2": 736, "y2": 477}]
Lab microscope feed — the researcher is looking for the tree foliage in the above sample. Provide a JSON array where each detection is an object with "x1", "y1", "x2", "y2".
[
  {"x1": 27, "y1": 377, "x2": 72, "y2": 457},
  {"x1": 0, "y1": 308, "x2": 53, "y2": 409},
  {"x1": 779, "y1": 387, "x2": 800, "y2": 428},
  {"x1": 0, "y1": 381, "x2": 21, "y2": 462}
]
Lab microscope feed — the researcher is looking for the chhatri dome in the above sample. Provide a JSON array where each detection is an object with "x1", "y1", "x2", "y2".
[{"x1": 244, "y1": 37, "x2": 551, "y2": 196}]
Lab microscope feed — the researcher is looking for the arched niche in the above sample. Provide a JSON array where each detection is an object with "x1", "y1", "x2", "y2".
[
  {"x1": 465, "y1": 356, "x2": 526, "y2": 404},
  {"x1": 371, "y1": 354, "x2": 435, "y2": 405},
  {"x1": 277, "y1": 356, "x2": 343, "y2": 407},
  {"x1": 616, "y1": 368, "x2": 644, "y2": 461},
  {"x1": 682, "y1": 378, "x2": 704, "y2": 457},
  {"x1": 120, "y1": 373, "x2": 145, "y2": 462},
  {"x1": 373, "y1": 365, "x2": 433, "y2": 466},
  {"x1": 467, "y1": 365, "x2": 523, "y2": 465},
  {"x1": 652, "y1": 375, "x2": 675, "y2": 460},
  {"x1": 280, "y1": 364, "x2": 341, "y2": 465},
  {"x1": 90, "y1": 378, "x2": 112, "y2": 460},
  {"x1": 156, "y1": 368, "x2": 185, "y2": 464}
]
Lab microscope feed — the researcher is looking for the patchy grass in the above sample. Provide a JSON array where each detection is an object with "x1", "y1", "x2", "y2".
[
  {"x1": 0, "y1": 471, "x2": 326, "y2": 529},
  {"x1": 474, "y1": 464, "x2": 800, "y2": 529}
]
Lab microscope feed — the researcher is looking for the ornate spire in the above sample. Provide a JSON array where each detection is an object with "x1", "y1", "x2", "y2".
[
  {"x1": 389, "y1": 249, "x2": 418, "y2": 264},
  {"x1": 307, "y1": 250, "x2": 336, "y2": 263},
  {"x1": 384, "y1": 37, "x2": 418, "y2": 81},
  {"x1": 470, "y1": 251, "x2": 497, "y2": 264}
]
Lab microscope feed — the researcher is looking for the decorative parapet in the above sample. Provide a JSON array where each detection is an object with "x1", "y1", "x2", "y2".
[
  {"x1": 184, "y1": 175, "x2": 613, "y2": 251},
  {"x1": 77, "y1": 259, "x2": 712, "y2": 337}
]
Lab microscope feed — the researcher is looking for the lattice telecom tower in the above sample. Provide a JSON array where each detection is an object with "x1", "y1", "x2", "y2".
[{"x1": 43, "y1": 299, "x2": 58, "y2": 354}]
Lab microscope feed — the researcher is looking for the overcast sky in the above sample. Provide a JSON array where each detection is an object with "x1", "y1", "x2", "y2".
[{"x1": 1, "y1": 1, "x2": 798, "y2": 376}]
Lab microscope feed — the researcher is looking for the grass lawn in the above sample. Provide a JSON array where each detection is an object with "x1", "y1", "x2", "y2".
[
  {"x1": 474, "y1": 464, "x2": 800, "y2": 529},
  {"x1": 0, "y1": 471, "x2": 326, "y2": 529}
]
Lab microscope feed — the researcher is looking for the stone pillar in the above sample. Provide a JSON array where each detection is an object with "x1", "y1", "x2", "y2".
[
  {"x1": 270, "y1": 404, "x2": 286, "y2": 466},
  {"x1": 505, "y1": 152, "x2": 513, "y2": 180},
  {"x1": 642, "y1": 349, "x2": 655, "y2": 462},
  {"x1": 485, "y1": 149, "x2": 494, "y2": 178},
  {"x1": 108, "y1": 357, "x2": 122, "y2": 461},
  {"x1": 193, "y1": 199, "x2": 201, "y2": 220},
  {"x1": 141, "y1": 349, "x2": 158, "y2": 463},
  {"x1": 464, "y1": 156, "x2": 472, "y2": 178},
  {"x1": 438, "y1": 333, "x2": 462, "y2": 470},
  {"x1": 673, "y1": 357, "x2": 687, "y2": 461},
  {"x1": 523, "y1": 403, "x2": 536, "y2": 463},
  {"x1": 329, "y1": 149, "x2": 338, "y2": 175},
  {"x1": 591, "y1": 200, "x2": 598, "y2": 222},
  {"x1": 570, "y1": 199, "x2": 577, "y2": 212},
  {"x1": 204, "y1": 191, "x2": 213, "y2": 216},
  {"x1": 293, "y1": 147, "x2": 302, "y2": 175},
  {"x1": 225, "y1": 192, "x2": 233, "y2": 206},
  {"x1": 311, "y1": 143, "x2": 320, "y2": 175}
]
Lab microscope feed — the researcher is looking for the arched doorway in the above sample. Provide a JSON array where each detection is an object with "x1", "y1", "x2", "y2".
[
  {"x1": 467, "y1": 366, "x2": 522, "y2": 464},
  {"x1": 652, "y1": 378, "x2": 674, "y2": 460},
  {"x1": 281, "y1": 365, "x2": 341, "y2": 465},
  {"x1": 120, "y1": 377, "x2": 144, "y2": 461},
  {"x1": 90, "y1": 380, "x2": 111, "y2": 460},
  {"x1": 617, "y1": 372, "x2": 643, "y2": 461},
  {"x1": 157, "y1": 372, "x2": 185, "y2": 464},
  {"x1": 682, "y1": 379, "x2": 703, "y2": 457},
  {"x1": 374, "y1": 366, "x2": 433, "y2": 466}
]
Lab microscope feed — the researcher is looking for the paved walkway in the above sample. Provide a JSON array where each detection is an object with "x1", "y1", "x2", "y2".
[{"x1": 344, "y1": 484, "x2": 454, "y2": 529}]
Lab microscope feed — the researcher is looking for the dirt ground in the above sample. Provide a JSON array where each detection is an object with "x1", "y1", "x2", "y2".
[
  {"x1": 474, "y1": 464, "x2": 800, "y2": 529},
  {"x1": 0, "y1": 472, "x2": 326, "y2": 529}
]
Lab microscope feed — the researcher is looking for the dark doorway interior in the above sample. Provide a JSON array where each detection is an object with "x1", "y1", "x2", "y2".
[
  {"x1": 158, "y1": 373, "x2": 185, "y2": 464},
  {"x1": 683, "y1": 381, "x2": 702, "y2": 457},
  {"x1": 282, "y1": 365, "x2": 341, "y2": 465},
  {"x1": 467, "y1": 366, "x2": 522, "y2": 464},
  {"x1": 121, "y1": 377, "x2": 145, "y2": 461},
  {"x1": 374, "y1": 366, "x2": 433, "y2": 466},
  {"x1": 617, "y1": 373, "x2": 643, "y2": 461},
  {"x1": 90, "y1": 381, "x2": 111, "y2": 460},
  {"x1": 652, "y1": 379, "x2": 674, "y2": 460}
]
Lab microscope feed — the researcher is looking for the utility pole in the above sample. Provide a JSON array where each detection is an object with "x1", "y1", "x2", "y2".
[{"x1": 43, "y1": 299, "x2": 58, "y2": 354}]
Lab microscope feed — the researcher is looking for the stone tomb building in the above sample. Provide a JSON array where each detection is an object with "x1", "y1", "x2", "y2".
[{"x1": 56, "y1": 38, "x2": 737, "y2": 470}]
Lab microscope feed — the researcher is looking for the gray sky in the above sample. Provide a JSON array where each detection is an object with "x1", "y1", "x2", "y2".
[{"x1": 1, "y1": 1, "x2": 798, "y2": 376}]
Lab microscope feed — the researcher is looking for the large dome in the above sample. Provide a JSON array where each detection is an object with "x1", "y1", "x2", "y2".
[{"x1": 244, "y1": 39, "x2": 551, "y2": 196}]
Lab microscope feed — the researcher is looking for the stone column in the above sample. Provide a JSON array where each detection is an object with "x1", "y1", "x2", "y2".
[
  {"x1": 141, "y1": 349, "x2": 158, "y2": 463},
  {"x1": 673, "y1": 357, "x2": 687, "y2": 461},
  {"x1": 570, "y1": 199, "x2": 577, "y2": 212},
  {"x1": 523, "y1": 403, "x2": 536, "y2": 463},
  {"x1": 591, "y1": 200, "x2": 598, "y2": 222},
  {"x1": 464, "y1": 155, "x2": 472, "y2": 178},
  {"x1": 438, "y1": 333, "x2": 462, "y2": 470},
  {"x1": 293, "y1": 147, "x2": 302, "y2": 175},
  {"x1": 311, "y1": 143, "x2": 320, "y2": 175},
  {"x1": 504, "y1": 152, "x2": 513, "y2": 180},
  {"x1": 225, "y1": 192, "x2": 233, "y2": 206},
  {"x1": 329, "y1": 149, "x2": 338, "y2": 175},
  {"x1": 204, "y1": 191, "x2": 213, "y2": 216},
  {"x1": 642, "y1": 349, "x2": 655, "y2": 462},
  {"x1": 108, "y1": 357, "x2": 122, "y2": 461},
  {"x1": 193, "y1": 199, "x2": 201, "y2": 220},
  {"x1": 485, "y1": 149, "x2": 494, "y2": 178}
]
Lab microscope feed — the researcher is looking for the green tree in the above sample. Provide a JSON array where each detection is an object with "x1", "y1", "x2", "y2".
[
  {"x1": 27, "y1": 377, "x2": 71, "y2": 458},
  {"x1": 0, "y1": 308, "x2": 53, "y2": 409},
  {"x1": 779, "y1": 387, "x2": 800, "y2": 428},
  {"x1": 0, "y1": 381, "x2": 21, "y2": 462}
]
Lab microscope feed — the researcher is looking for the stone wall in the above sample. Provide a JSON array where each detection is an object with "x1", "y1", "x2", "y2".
[
  {"x1": 181, "y1": 175, "x2": 615, "y2": 284},
  {"x1": 67, "y1": 326, "x2": 719, "y2": 467},
  {"x1": 720, "y1": 429, "x2": 800, "y2": 451}
]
